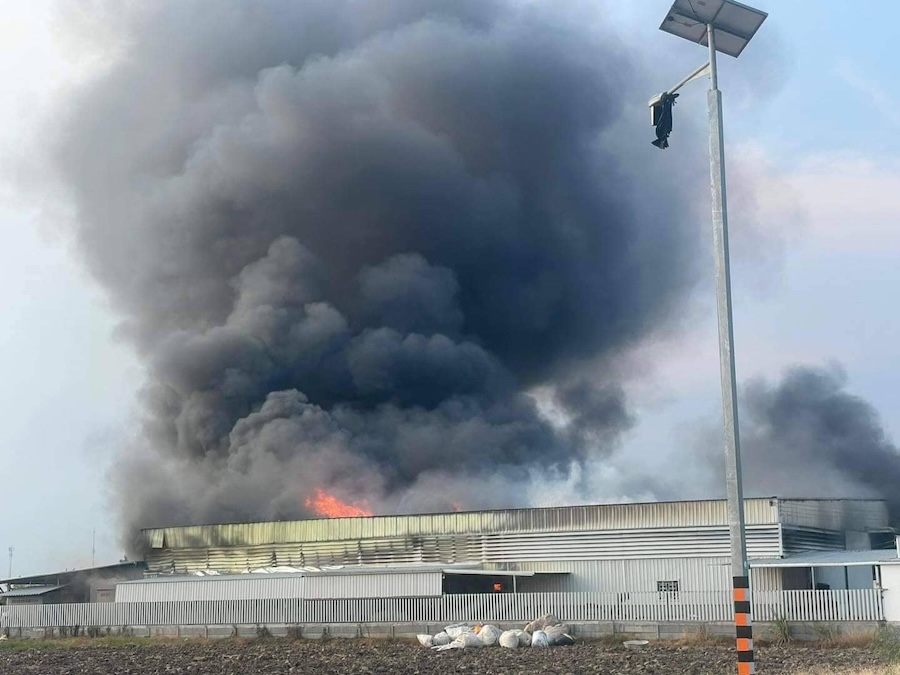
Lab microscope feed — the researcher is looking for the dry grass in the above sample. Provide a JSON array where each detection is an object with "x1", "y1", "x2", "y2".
[
  {"x1": 665, "y1": 634, "x2": 732, "y2": 647},
  {"x1": 822, "y1": 632, "x2": 878, "y2": 649}
]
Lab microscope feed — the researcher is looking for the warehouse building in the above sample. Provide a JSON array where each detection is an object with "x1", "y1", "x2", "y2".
[
  {"x1": 0, "y1": 561, "x2": 146, "y2": 605},
  {"x1": 139, "y1": 497, "x2": 894, "y2": 596}
]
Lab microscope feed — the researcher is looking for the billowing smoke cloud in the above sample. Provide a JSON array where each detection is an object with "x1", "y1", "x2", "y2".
[
  {"x1": 738, "y1": 365, "x2": 900, "y2": 509},
  {"x1": 51, "y1": 0, "x2": 709, "y2": 539},
  {"x1": 674, "y1": 364, "x2": 900, "y2": 515}
]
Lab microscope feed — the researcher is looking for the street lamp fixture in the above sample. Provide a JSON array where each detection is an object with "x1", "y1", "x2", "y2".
[{"x1": 652, "y1": 1, "x2": 767, "y2": 674}]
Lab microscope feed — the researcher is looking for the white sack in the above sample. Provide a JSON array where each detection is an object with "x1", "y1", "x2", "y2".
[
  {"x1": 525, "y1": 614, "x2": 559, "y2": 634},
  {"x1": 432, "y1": 631, "x2": 451, "y2": 646},
  {"x1": 499, "y1": 630, "x2": 520, "y2": 649},
  {"x1": 543, "y1": 624, "x2": 573, "y2": 645},
  {"x1": 455, "y1": 632, "x2": 484, "y2": 648},
  {"x1": 416, "y1": 634, "x2": 434, "y2": 648},
  {"x1": 531, "y1": 630, "x2": 549, "y2": 648},
  {"x1": 444, "y1": 623, "x2": 472, "y2": 639},
  {"x1": 479, "y1": 624, "x2": 502, "y2": 646}
]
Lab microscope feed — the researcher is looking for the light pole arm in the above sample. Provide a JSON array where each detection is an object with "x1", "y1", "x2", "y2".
[{"x1": 667, "y1": 61, "x2": 711, "y2": 96}]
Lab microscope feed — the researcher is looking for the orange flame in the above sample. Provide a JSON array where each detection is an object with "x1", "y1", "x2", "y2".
[{"x1": 305, "y1": 488, "x2": 373, "y2": 518}]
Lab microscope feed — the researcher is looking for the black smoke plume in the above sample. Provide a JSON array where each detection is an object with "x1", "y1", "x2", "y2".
[
  {"x1": 672, "y1": 365, "x2": 900, "y2": 518},
  {"x1": 738, "y1": 365, "x2": 900, "y2": 514},
  {"x1": 51, "y1": 0, "x2": 706, "y2": 539}
]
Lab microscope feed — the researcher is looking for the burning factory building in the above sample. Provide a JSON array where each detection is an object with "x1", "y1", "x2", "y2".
[
  {"x1": 133, "y1": 498, "x2": 895, "y2": 599},
  {"x1": 40, "y1": 0, "x2": 900, "y2": 619}
]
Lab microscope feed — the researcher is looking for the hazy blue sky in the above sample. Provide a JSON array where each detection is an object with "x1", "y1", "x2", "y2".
[{"x1": 1, "y1": 1, "x2": 897, "y2": 576}]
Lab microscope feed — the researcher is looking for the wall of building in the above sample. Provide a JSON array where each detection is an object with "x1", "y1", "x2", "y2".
[
  {"x1": 5, "y1": 596, "x2": 44, "y2": 606},
  {"x1": 491, "y1": 558, "x2": 784, "y2": 593},
  {"x1": 116, "y1": 574, "x2": 308, "y2": 603},
  {"x1": 145, "y1": 525, "x2": 785, "y2": 576},
  {"x1": 777, "y1": 500, "x2": 888, "y2": 532},
  {"x1": 880, "y1": 564, "x2": 900, "y2": 622},
  {"x1": 143, "y1": 499, "x2": 889, "y2": 556},
  {"x1": 304, "y1": 572, "x2": 441, "y2": 599}
]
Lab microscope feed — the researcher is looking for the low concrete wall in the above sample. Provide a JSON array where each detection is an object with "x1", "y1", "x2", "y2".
[{"x1": 7, "y1": 620, "x2": 884, "y2": 642}]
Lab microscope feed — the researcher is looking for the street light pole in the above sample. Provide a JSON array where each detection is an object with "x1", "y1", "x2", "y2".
[
  {"x1": 705, "y1": 28, "x2": 754, "y2": 674},
  {"x1": 653, "y1": 3, "x2": 768, "y2": 672},
  {"x1": 706, "y1": 22, "x2": 748, "y2": 587}
]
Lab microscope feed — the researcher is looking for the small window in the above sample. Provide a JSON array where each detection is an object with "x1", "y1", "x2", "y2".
[{"x1": 657, "y1": 580, "x2": 679, "y2": 597}]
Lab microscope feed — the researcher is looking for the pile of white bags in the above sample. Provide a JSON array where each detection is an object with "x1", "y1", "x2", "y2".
[{"x1": 421, "y1": 613, "x2": 575, "y2": 651}]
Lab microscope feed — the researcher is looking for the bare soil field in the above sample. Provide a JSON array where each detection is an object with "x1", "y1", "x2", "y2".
[{"x1": 0, "y1": 638, "x2": 891, "y2": 675}]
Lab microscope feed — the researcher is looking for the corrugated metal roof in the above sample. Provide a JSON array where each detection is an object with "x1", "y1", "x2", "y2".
[
  {"x1": 0, "y1": 561, "x2": 145, "y2": 586},
  {"x1": 117, "y1": 572, "x2": 304, "y2": 585},
  {"x1": 303, "y1": 563, "x2": 476, "y2": 576},
  {"x1": 1, "y1": 585, "x2": 65, "y2": 598},
  {"x1": 750, "y1": 550, "x2": 900, "y2": 568}
]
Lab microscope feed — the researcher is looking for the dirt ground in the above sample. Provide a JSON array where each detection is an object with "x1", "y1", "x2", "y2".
[{"x1": 0, "y1": 638, "x2": 889, "y2": 675}]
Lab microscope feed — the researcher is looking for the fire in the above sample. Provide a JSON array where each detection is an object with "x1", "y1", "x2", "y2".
[{"x1": 305, "y1": 488, "x2": 373, "y2": 518}]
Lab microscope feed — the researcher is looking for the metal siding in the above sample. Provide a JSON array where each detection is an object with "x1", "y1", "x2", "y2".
[
  {"x1": 776, "y1": 499, "x2": 888, "y2": 531},
  {"x1": 751, "y1": 567, "x2": 783, "y2": 592},
  {"x1": 144, "y1": 498, "x2": 786, "y2": 550},
  {"x1": 497, "y1": 558, "x2": 732, "y2": 593},
  {"x1": 477, "y1": 525, "x2": 781, "y2": 561},
  {"x1": 303, "y1": 572, "x2": 442, "y2": 599},
  {"x1": 115, "y1": 575, "x2": 306, "y2": 602},
  {"x1": 782, "y1": 527, "x2": 847, "y2": 554},
  {"x1": 146, "y1": 524, "x2": 783, "y2": 575},
  {"x1": 139, "y1": 498, "x2": 889, "y2": 577}
]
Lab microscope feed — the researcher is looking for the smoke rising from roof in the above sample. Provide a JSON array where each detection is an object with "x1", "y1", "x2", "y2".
[{"x1": 51, "y1": 0, "x2": 711, "y2": 541}]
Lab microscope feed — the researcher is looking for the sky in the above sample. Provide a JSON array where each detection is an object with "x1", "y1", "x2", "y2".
[{"x1": 0, "y1": 0, "x2": 897, "y2": 577}]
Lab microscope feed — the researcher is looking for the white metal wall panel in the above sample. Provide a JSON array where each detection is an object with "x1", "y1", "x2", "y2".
[
  {"x1": 494, "y1": 558, "x2": 786, "y2": 594},
  {"x1": 498, "y1": 558, "x2": 731, "y2": 593},
  {"x1": 752, "y1": 567, "x2": 783, "y2": 592},
  {"x1": 115, "y1": 575, "x2": 306, "y2": 602},
  {"x1": 303, "y1": 572, "x2": 442, "y2": 599}
]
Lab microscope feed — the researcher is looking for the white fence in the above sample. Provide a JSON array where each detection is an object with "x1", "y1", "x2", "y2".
[
  {"x1": 753, "y1": 589, "x2": 884, "y2": 622},
  {"x1": 0, "y1": 589, "x2": 883, "y2": 629}
]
